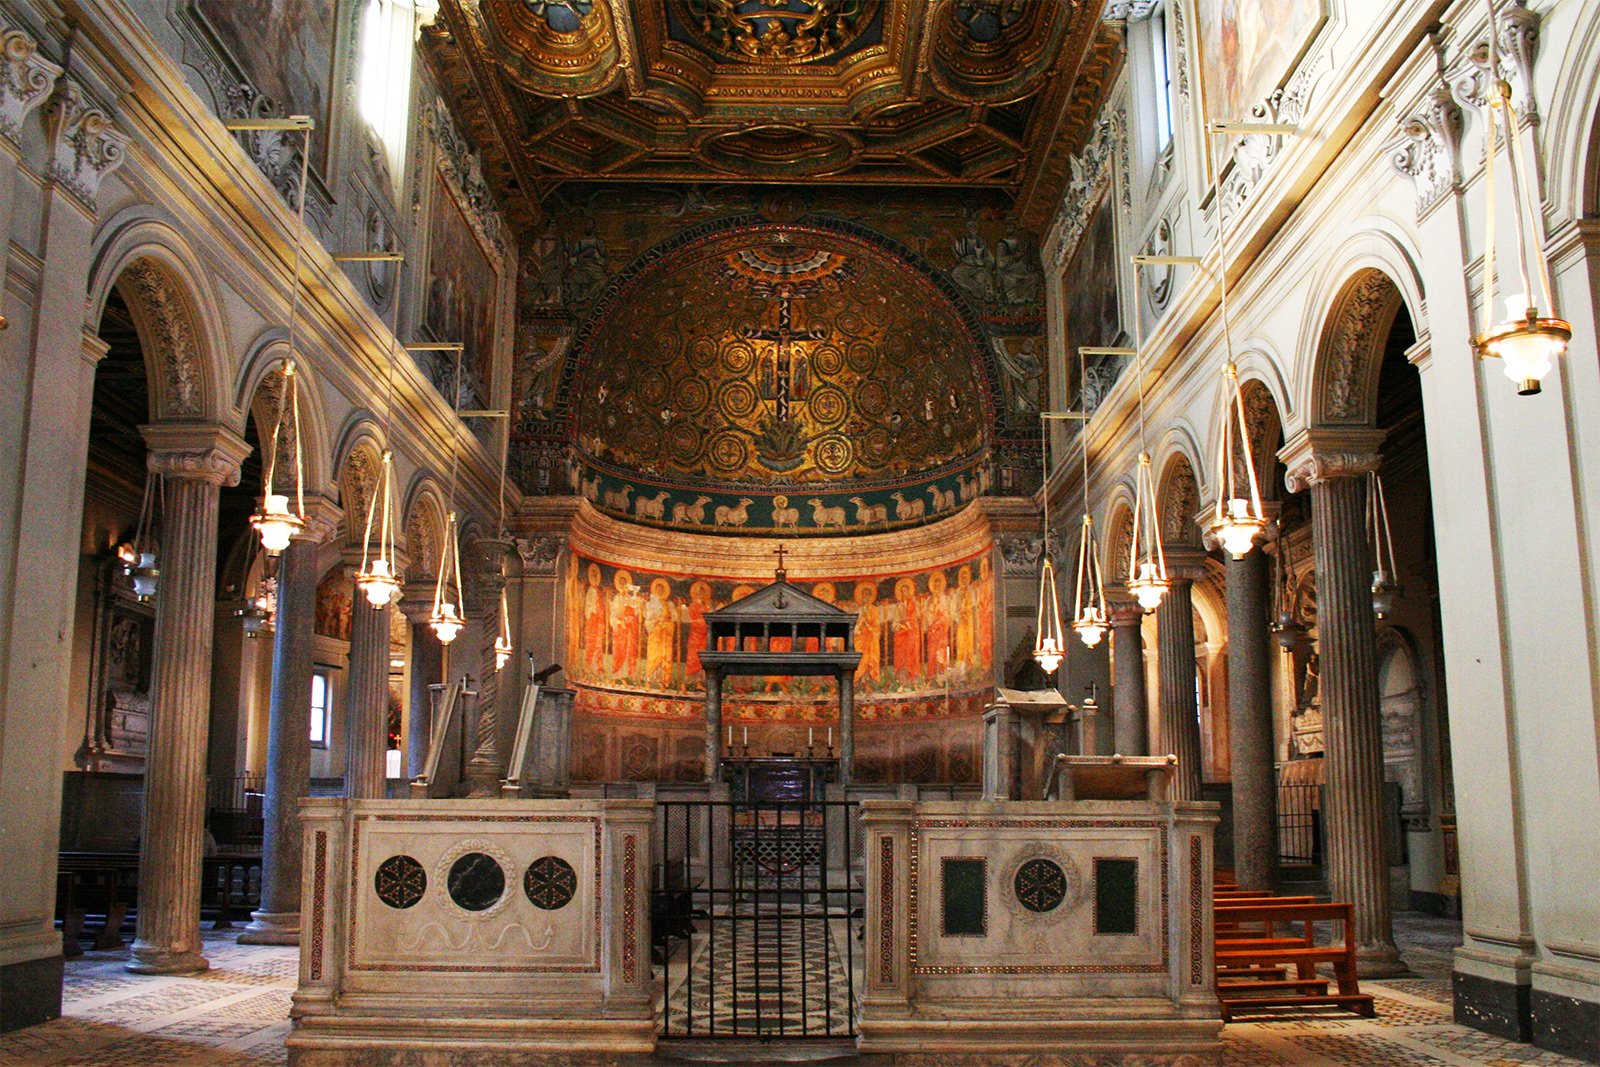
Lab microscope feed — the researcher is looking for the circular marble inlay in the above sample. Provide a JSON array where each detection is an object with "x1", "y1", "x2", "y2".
[
  {"x1": 1014, "y1": 857, "x2": 1068, "y2": 913},
  {"x1": 523, "y1": 855, "x2": 578, "y2": 910},
  {"x1": 374, "y1": 854, "x2": 426, "y2": 909},
  {"x1": 446, "y1": 851, "x2": 506, "y2": 912}
]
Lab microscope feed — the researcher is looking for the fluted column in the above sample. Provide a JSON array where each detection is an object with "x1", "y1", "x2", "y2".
[
  {"x1": 1109, "y1": 598, "x2": 1149, "y2": 756},
  {"x1": 129, "y1": 426, "x2": 249, "y2": 974},
  {"x1": 1285, "y1": 433, "x2": 1404, "y2": 976},
  {"x1": 240, "y1": 500, "x2": 338, "y2": 945},
  {"x1": 1156, "y1": 551, "x2": 1207, "y2": 803},
  {"x1": 1227, "y1": 540, "x2": 1279, "y2": 892},
  {"x1": 344, "y1": 566, "x2": 392, "y2": 799},
  {"x1": 401, "y1": 587, "x2": 440, "y2": 779}
]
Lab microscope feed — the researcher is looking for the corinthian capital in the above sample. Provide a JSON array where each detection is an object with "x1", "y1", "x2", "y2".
[
  {"x1": 43, "y1": 78, "x2": 129, "y2": 209},
  {"x1": 0, "y1": 25, "x2": 62, "y2": 145},
  {"x1": 1279, "y1": 428, "x2": 1385, "y2": 493},
  {"x1": 141, "y1": 423, "x2": 251, "y2": 487}
]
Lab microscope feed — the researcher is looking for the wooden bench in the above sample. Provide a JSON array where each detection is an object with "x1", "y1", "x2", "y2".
[{"x1": 1213, "y1": 901, "x2": 1375, "y2": 1020}]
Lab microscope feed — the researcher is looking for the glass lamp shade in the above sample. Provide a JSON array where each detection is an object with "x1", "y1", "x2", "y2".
[
  {"x1": 125, "y1": 551, "x2": 160, "y2": 601},
  {"x1": 1371, "y1": 570, "x2": 1401, "y2": 619},
  {"x1": 357, "y1": 557, "x2": 402, "y2": 607},
  {"x1": 1072, "y1": 607, "x2": 1107, "y2": 648},
  {"x1": 1213, "y1": 498, "x2": 1266, "y2": 560},
  {"x1": 493, "y1": 635, "x2": 513, "y2": 672},
  {"x1": 1480, "y1": 295, "x2": 1571, "y2": 396},
  {"x1": 251, "y1": 494, "x2": 304, "y2": 555},
  {"x1": 1033, "y1": 635, "x2": 1064, "y2": 675},
  {"x1": 237, "y1": 597, "x2": 273, "y2": 638},
  {"x1": 430, "y1": 602, "x2": 463, "y2": 644},
  {"x1": 1128, "y1": 561, "x2": 1169, "y2": 612}
]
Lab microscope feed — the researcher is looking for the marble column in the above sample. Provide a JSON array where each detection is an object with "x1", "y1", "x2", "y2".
[
  {"x1": 704, "y1": 668, "x2": 723, "y2": 782},
  {"x1": 401, "y1": 587, "x2": 440, "y2": 779},
  {"x1": 839, "y1": 669, "x2": 855, "y2": 785},
  {"x1": 129, "y1": 426, "x2": 249, "y2": 975},
  {"x1": 344, "y1": 568, "x2": 392, "y2": 800},
  {"x1": 1156, "y1": 554, "x2": 1205, "y2": 803},
  {"x1": 1227, "y1": 540, "x2": 1280, "y2": 892},
  {"x1": 240, "y1": 500, "x2": 337, "y2": 945},
  {"x1": 1109, "y1": 598, "x2": 1149, "y2": 756},
  {"x1": 1285, "y1": 435, "x2": 1404, "y2": 976}
]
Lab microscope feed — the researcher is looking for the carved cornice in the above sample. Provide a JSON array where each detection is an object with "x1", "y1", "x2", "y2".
[
  {"x1": 42, "y1": 78, "x2": 129, "y2": 209},
  {"x1": 141, "y1": 423, "x2": 251, "y2": 487},
  {"x1": 0, "y1": 25, "x2": 61, "y2": 145},
  {"x1": 1447, "y1": 0, "x2": 1540, "y2": 122},
  {"x1": 1388, "y1": 85, "x2": 1464, "y2": 218},
  {"x1": 1279, "y1": 429, "x2": 1386, "y2": 493},
  {"x1": 1216, "y1": 52, "x2": 1327, "y2": 217}
]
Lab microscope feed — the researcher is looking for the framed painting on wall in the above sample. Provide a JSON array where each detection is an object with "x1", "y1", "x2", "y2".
[
  {"x1": 1194, "y1": 0, "x2": 1324, "y2": 128},
  {"x1": 194, "y1": 0, "x2": 339, "y2": 175},
  {"x1": 424, "y1": 167, "x2": 503, "y2": 409},
  {"x1": 1063, "y1": 189, "x2": 1121, "y2": 363}
]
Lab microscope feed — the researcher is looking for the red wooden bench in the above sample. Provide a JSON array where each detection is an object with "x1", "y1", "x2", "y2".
[{"x1": 1213, "y1": 900, "x2": 1375, "y2": 1020}]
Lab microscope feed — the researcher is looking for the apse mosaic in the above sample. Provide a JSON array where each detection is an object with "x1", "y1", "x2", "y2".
[
  {"x1": 508, "y1": 189, "x2": 1046, "y2": 507},
  {"x1": 564, "y1": 548, "x2": 994, "y2": 702},
  {"x1": 570, "y1": 225, "x2": 990, "y2": 502}
]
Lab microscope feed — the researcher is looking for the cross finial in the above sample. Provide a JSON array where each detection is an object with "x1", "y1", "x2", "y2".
[{"x1": 774, "y1": 543, "x2": 788, "y2": 581}]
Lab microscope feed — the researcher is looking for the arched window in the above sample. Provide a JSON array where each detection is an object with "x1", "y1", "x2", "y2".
[
  {"x1": 358, "y1": 0, "x2": 416, "y2": 190},
  {"x1": 1147, "y1": 4, "x2": 1175, "y2": 151}
]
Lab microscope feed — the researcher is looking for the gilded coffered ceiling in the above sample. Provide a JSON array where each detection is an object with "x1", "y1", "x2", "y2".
[{"x1": 421, "y1": 0, "x2": 1121, "y2": 231}]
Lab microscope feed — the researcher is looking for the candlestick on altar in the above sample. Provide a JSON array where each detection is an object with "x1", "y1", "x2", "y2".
[
  {"x1": 742, "y1": 726, "x2": 748, "y2": 746},
  {"x1": 808, "y1": 727, "x2": 815, "y2": 747},
  {"x1": 827, "y1": 726, "x2": 833, "y2": 749},
  {"x1": 727, "y1": 725, "x2": 733, "y2": 747}
]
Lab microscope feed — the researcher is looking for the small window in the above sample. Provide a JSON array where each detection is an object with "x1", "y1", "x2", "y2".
[
  {"x1": 310, "y1": 670, "x2": 331, "y2": 748},
  {"x1": 357, "y1": 0, "x2": 415, "y2": 190},
  {"x1": 1149, "y1": 6, "x2": 1174, "y2": 151}
]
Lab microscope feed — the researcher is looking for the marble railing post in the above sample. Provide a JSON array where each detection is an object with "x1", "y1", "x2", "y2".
[
  {"x1": 1109, "y1": 597, "x2": 1149, "y2": 756},
  {"x1": 704, "y1": 669, "x2": 723, "y2": 782},
  {"x1": 1284, "y1": 433, "x2": 1404, "y2": 976},
  {"x1": 129, "y1": 426, "x2": 249, "y2": 975},
  {"x1": 1226, "y1": 537, "x2": 1280, "y2": 892},
  {"x1": 401, "y1": 586, "x2": 440, "y2": 779},
  {"x1": 240, "y1": 498, "x2": 338, "y2": 945},
  {"x1": 1156, "y1": 551, "x2": 1206, "y2": 803},
  {"x1": 839, "y1": 669, "x2": 855, "y2": 785},
  {"x1": 344, "y1": 564, "x2": 392, "y2": 799}
]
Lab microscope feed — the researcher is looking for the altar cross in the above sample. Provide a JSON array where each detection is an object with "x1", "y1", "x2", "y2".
[{"x1": 745, "y1": 290, "x2": 826, "y2": 421}]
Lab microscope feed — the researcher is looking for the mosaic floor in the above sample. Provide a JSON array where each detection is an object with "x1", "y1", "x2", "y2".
[
  {"x1": 0, "y1": 912, "x2": 1594, "y2": 1064},
  {"x1": 660, "y1": 910, "x2": 858, "y2": 1038}
]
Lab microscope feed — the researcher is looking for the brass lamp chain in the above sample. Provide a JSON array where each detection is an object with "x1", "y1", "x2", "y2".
[
  {"x1": 1208, "y1": 129, "x2": 1264, "y2": 529},
  {"x1": 1073, "y1": 348, "x2": 1106, "y2": 627},
  {"x1": 1368, "y1": 472, "x2": 1399, "y2": 578},
  {"x1": 433, "y1": 347, "x2": 466, "y2": 619},
  {"x1": 1127, "y1": 273, "x2": 1166, "y2": 585},
  {"x1": 264, "y1": 129, "x2": 313, "y2": 520},
  {"x1": 360, "y1": 255, "x2": 406, "y2": 582}
]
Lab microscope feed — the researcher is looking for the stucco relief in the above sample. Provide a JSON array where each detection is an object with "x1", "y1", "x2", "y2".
[
  {"x1": 1388, "y1": 86, "x2": 1464, "y2": 218},
  {"x1": 43, "y1": 78, "x2": 128, "y2": 208},
  {"x1": 0, "y1": 25, "x2": 61, "y2": 143},
  {"x1": 116, "y1": 261, "x2": 204, "y2": 418},
  {"x1": 1051, "y1": 110, "x2": 1123, "y2": 269},
  {"x1": 1318, "y1": 272, "x2": 1404, "y2": 425}
]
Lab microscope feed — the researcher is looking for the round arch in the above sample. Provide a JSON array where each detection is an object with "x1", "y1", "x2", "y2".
[
  {"x1": 1153, "y1": 434, "x2": 1204, "y2": 549},
  {"x1": 235, "y1": 335, "x2": 336, "y2": 498},
  {"x1": 333, "y1": 416, "x2": 387, "y2": 550}
]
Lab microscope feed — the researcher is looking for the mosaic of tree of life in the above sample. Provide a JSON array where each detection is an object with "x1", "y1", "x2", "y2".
[
  {"x1": 571, "y1": 227, "x2": 989, "y2": 492},
  {"x1": 564, "y1": 550, "x2": 994, "y2": 703}
]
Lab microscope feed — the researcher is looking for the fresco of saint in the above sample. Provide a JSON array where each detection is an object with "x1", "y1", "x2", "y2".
[
  {"x1": 610, "y1": 570, "x2": 643, "y2": 680},
  {"x1": 645, "y1": 578, "x2": 679, "y2": 689},
  {"x1": 925, "y1": 570, "x2": 953, "y2": 680},
  {"x1": 892, "y1": 576, "x2": 924, "y2": 684}
]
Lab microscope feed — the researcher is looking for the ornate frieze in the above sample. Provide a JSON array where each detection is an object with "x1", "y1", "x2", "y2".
[
  {"x1": 1216, "y1": 53, "x2": 1327, "y2": 217},
  {"x1": 118, "y1": 261, "x2": 203, "y2": 418},
  {"x1": 425, "y1": 97, "x2": 506, "y2": 267},
  {"x1": 42, "y1": 78, "x2": 128, "y2": 209},
  {"x1": 1051, "y1": 110, "x2": 1124, "y2": 268},
  {"x1": 0, "y1": 25, "x2": 61, "y2": 145},
  {"x1": 1447, "y1": 0, "x2": 1541, "y2": 121},
  {"x1": 1387, "y1": 85, "x2": 1464, "y2": 218},
  {"x1": 1169, "y1": 0, "x2": 1190, "y2": 103},
  {"x1": 1103, "y1": 1, "x2": 1159, "y2": 20}
]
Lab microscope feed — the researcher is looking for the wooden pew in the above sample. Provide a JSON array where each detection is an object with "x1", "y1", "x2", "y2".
[{"x1": 1213, "y1": 900, "x2": 1375, "y2": 1020}]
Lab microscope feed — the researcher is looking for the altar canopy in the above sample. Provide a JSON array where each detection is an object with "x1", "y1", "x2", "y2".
[{"x1": 697, "y1": 559, "x2": 862, "y2": 782}]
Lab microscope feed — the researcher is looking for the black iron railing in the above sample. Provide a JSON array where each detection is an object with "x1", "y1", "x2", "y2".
[
  {"x1": 1278, "y1": 780, "x2": 1323, "y2": 866},
  {"x1": 654, "y1": 800, "x2": 862, "y2": 1040}
]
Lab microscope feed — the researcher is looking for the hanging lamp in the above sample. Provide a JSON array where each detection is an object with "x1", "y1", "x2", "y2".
[
  {"x1": 1472, "y1": 0, "x2": 1568, "y2": 394},
  {"x1": 429, "y1": 347, "x2": 467, "y2": 645},
  {"x1": 493, "y1": 587, "x2": 514, "y2": 671},
  {"x1": 1032, "y1": 413, "x2": 1067, "y2": 675},
  {"x1": 251, "y1": 120, "x2": 315, "y2": 555},
  {"x1": 1070, "y1": 348, "x2": 1108, "y2": 648},
  {"x1": 490, "y1": 406, "x2": 515, "y2": 672},
  {"x1": 121, "y1": 470, "x2": 163, "y2": 601},
  {"x1": 355, "y1": 259, "x2": 406, "y2": 608},
  {"x1": 1367, "y1": 472, "x2": 1402, "y2": 618},
  {"x1": 1124, "y1": 267, "x2": 1169, "y2": 612},
  {"x1": 1204, "y1": 125, "x2": 1267, "y2": 559},
  {"x1": 233, "y1": 531, "x2": 277, "y2": 638}
]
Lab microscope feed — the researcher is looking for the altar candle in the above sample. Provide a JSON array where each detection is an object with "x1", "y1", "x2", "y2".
[
  {"x1": 809, "y1": 727, "x2": 815, "y2": 746},
  {"x1": 727, "y1": 725, "x2": 733, "y2": 746},
  {"x1": 743, "y1": 726, "x2": 748, "y2": 745},
  {"x1": 827, "y1": 726, "x2": 833, "y2": 748}
]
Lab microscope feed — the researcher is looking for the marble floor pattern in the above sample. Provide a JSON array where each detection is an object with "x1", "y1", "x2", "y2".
[{"x1": 1, "y1": 913, "x2": 1595, "y2": 1064}]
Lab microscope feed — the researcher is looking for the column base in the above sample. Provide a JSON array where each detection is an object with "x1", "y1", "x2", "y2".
[
  {"x1": 237, "y1": 910, "x2": 301, "y2": 946},
  {"x1": 126, "y1": 942, "x2": 209, "y2": 975},
  {"x1": 0, "y1": 953, "x2": 63, "y2": 1033},
  {"x1": 1456, "y1": 969, "x2": 1532, "y2": 1041},
  {"x1": 1356, "y1": 943, "x2": 1410, "y2": 979},
  {"x1": 465, "y1": 759, "x2": 501, "y2": 798}
]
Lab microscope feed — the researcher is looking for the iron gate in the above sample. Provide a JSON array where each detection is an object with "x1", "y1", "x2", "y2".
[{"x1": 653, "y1": 800, "x2": 863, "y2": 1039}]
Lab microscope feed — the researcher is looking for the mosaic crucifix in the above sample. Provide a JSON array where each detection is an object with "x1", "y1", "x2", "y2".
[{"x1": 744, "y1": 287, "x2": 827, "y2": 422}]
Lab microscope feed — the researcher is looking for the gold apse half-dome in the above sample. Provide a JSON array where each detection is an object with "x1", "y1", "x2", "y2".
[{"x1": 570, "y1": 223, "x2": 995, "y2": 524}]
